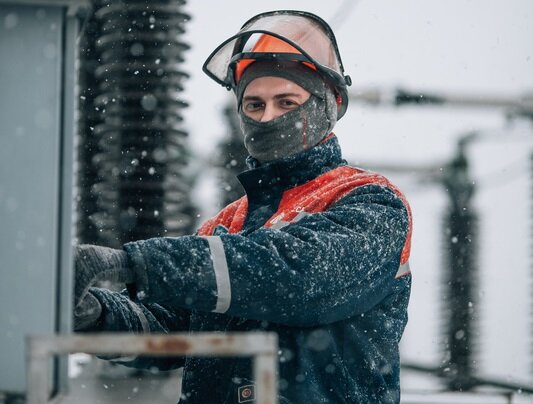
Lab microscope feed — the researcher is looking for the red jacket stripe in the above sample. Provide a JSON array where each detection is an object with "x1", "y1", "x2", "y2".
[{"x1": 198, "y1": 166, "x2": 412, "y2": 265}]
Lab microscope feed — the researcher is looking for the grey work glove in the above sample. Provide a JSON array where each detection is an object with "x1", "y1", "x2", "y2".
[
  {"x1": 74, "y1": 291, "x2": 102, "y2": 331},
  {"x1": 73, "y1": 244, "x2": 135, "y2": 330}
]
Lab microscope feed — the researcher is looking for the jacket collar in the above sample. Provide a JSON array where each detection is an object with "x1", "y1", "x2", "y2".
[{"x1": 237, "y1": 134, "x2": 345, "y2": 204}]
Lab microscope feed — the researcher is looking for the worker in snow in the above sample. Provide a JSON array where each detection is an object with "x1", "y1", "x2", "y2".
[{"x1": 74, "y1": 10, "x2": 413, "y2": 403}]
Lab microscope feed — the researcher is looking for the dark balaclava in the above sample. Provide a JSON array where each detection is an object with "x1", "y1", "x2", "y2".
[{"x1": 236, "y1": 61, "x2": 338, "y2": 163}]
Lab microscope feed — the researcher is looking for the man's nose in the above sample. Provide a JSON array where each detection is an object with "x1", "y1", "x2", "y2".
[{"x1": 260, "y1": 103, "x2": 280, "y2": 122}]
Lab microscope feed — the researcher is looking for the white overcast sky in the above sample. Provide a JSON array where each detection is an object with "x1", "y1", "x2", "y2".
[{"x1": 180, "y1": 0, "x2": 533, "y2": 388}]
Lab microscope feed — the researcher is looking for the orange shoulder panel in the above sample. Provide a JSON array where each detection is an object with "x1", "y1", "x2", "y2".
[
  {"x1": 196, "y1": 196, "x2": 249, "y2": 236},
  {"x1": 265, "y1": 166, "x2": 412, "y2": 264}
]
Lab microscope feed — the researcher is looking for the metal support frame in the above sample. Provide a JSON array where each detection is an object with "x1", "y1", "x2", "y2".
[
  {"x1": 0, "y1": 1, "x2": 86, "y2": 396},
  {"x1": 27, "y1": 332, "x2": 278, "y2": 404}
]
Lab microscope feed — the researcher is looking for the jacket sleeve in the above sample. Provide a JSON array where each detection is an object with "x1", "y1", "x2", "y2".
[
  {"x1": 124, "y1": 184, "x2": 410, "y2": 327},
  {"x1": 84, "y1": 287, "x2": 190, "y2": 370}
]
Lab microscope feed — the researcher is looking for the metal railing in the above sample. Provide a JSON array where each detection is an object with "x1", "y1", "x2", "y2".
[{"x1": 27, "y1": 332, "x2": 278, "y2": 404}]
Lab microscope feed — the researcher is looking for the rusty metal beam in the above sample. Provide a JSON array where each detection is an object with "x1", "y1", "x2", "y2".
[{"x1": 27, "y1": 332, "x2": 278, "y2": 404}]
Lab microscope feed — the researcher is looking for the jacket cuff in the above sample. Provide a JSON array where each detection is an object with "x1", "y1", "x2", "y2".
[{"x1": 123, "y1": 242, "x2": 150, "y2": 301}]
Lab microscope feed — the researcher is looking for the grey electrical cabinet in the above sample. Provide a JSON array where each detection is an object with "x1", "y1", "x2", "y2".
[{"x1": 0, "y1": 0, "x2": 86, "y2": 397}]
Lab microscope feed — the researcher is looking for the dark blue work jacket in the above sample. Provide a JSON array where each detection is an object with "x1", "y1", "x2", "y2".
[{"x1": 90, "y1": 135, "x2": 412, "y2": 403}]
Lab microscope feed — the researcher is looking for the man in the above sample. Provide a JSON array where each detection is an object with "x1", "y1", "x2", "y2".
[{"x1": 74, "y1": 10, "x2": 413, "y2": 403}]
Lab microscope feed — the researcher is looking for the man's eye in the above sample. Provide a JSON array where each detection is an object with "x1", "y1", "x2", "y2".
[
  {"x1": 244, "y1": 102, "x2": 263, "y2": 112},
  {"x1": 280, "y1": 99, "x2": 299, "y2": 108}
]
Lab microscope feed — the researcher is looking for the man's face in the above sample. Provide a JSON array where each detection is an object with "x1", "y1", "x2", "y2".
[{"x1": 241, "y1": 76, "x2": 311, "y2": 122}]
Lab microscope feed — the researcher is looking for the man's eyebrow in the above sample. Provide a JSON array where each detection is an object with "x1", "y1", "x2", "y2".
[
  {"x1": 242, "y1": 95, "x2": 262, "y2": 101},
  {"x1": 273, "y1": 93, "x2": 304, "y2": 99},
  {"x1": 243, "y1": 93, "x2": 303, "y2": 101}
]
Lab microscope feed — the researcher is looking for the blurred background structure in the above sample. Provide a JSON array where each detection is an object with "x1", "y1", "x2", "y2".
[
  {"x1": 1, "y1": 0, "x2": 533, "y2": 402},
  {"x1": 77, "y1": 0, "x2": 195, "y2": 248}
]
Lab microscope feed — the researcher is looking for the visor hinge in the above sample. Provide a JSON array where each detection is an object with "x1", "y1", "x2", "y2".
[{"x1": 345, "y1": 75, "x2": 352, "y2": 86}]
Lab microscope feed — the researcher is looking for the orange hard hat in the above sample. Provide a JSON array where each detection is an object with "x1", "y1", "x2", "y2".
[{"x1": 234, "y1": 34, "x2": 316, "y2": 83}]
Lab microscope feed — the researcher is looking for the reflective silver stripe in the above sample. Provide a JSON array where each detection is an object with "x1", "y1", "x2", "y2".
[
  {"x1": 396, "y1": 261, "x2": 411, "y2": 278},
  {"x1": 202, "y1": 236, "x2": 232, "y2": 313},
  {"x1": 270, "y1": 210, "x2": 311, "y2": 230},
  {"x1": 270, "y1": 219, "x2": 290, "y2": 230}
]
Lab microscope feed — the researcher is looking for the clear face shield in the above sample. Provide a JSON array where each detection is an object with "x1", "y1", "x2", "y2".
[{"x1": 202, "y1": 10, "x2": 352, "y2": 119}]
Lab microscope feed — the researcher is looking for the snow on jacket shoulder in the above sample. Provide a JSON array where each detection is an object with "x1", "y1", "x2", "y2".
[{"x1": 92, "y1": 135, "x2": 412, "y2": 403}]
